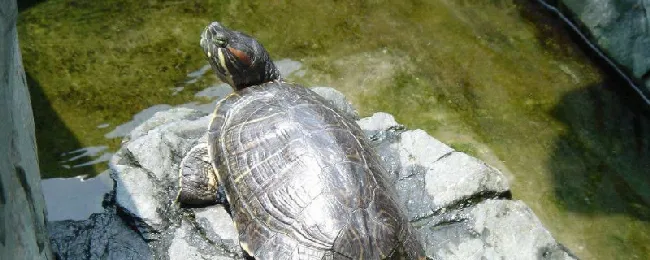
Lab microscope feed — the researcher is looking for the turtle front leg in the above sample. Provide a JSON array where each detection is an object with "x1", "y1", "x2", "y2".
[{"x1": 177, "y1": 143, "x2": 226, "y2": 205}]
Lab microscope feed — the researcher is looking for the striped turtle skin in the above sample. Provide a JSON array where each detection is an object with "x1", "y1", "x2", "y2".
[{"x1": 182, "y1": 22, "x2": 426, "y2": 259}]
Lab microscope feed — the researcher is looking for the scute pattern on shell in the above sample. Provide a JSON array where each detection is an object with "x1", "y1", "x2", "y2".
[{"x1": 208, "y1": 81, "x2": 424, "y2": 259}]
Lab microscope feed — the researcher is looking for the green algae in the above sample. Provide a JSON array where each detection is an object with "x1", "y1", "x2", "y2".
[
  {"x1": 18, "y1": 0, "x2": 650, "y2": 259},
  {"x1": 19, "y1": 0, "x2": 228, "y2": 177}
]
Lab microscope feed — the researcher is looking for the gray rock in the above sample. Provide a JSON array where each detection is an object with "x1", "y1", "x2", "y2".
[
  {"x1": 425, "y1": 152, "x2": 509, "y2": 208},
  {"x1": 417, "y1": 200, "x2": 576, "y2": 260},
  {"x1": 0, "y1": 0, "x2": 53, "y2": 259},
  {"x1": 50, "y1": 87, "x2": 572, "y2": 259},
  {"x1": 310, "y1": 86, "x2": 360, "y2": 120},
  {"x1": 48, "y1": 209, "x2": 152, "y2": 260},
  {"x1": 357, "y1": 112, "x2": 400, "y2": 133},
  {"x1": 167, "y1": 219, "x2": 241, "y2": 260},
  {"x1": 112, "y1": 164, "x2": 164, "y2": 236},
  {"x1": 192, "y1": 205, "x2": 240, "y2": 251},
  {"x1": 395, "y1": 129, "x2": 455, "y2": 169},
  {"x1": 194, "y1": 83, "x2": 232, "y2": 99},
  {"x1": 107, "y1": 107, "x2": 240, "y2": 259},
  {"x1": 110, "y1": 108, "x2": 211, "y2": 241},
  {"x1": 359, "y1": 113, "x2": 510, "y2": 221},
  {"x1": 179, "y1": 99, "x2": 224, "y2": 115},
  {"x1": 105, "y1": 104, "x2": 175, "y2": 139},
  {"x1": 275, "y1": 58, "x2": 305, "y2": 78},
  {"x1": 124, "y1": 107, "x2": 207, "y2": 142}
]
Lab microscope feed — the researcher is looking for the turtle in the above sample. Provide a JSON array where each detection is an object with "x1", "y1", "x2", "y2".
[{"x1": 177, "y1": 21, "x2": 426, "y2": 260}]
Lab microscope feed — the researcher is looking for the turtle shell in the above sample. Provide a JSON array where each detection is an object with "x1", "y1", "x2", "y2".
[{"x1": 208, "y1": 81, "x2": 424, "y2": 259}]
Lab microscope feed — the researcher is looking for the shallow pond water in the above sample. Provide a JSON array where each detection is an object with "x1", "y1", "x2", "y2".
[{"x1": 18, "y1": 0, "x2": 650, "y2": 259}]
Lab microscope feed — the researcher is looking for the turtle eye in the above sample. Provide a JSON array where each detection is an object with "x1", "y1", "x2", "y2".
[{"x1": 213, "y1": 37, "x2": 226, "y2": 47}]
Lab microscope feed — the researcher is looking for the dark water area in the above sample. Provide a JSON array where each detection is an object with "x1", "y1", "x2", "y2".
[
  {"x1": 551, "y1": 78, "x2": 650, "y2": 217},
  {"x1": 25, "y1": 72, "x2": 101, "y2": 177},
  {"x1": 546, "y1": 76, "x2": 650, "y2": 257},
  {"x1": 17, "y1": 0, "x2": 45, "y2": 11}
]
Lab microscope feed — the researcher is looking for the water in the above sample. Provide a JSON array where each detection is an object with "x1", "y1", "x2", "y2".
[
  {"x1": 41, "y1": 58, "x2": 308, "y2": 176},
  {"x1": 18, "y1": 0, "x2": 650, "y2": 258},
  {"x1": 41, "y1": 170, "x2": 113, "y2": 221}
]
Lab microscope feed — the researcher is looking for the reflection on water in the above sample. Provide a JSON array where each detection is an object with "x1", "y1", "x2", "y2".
[
  {"x1": 41, "y1": 170, "x2": 113, "y2": 221},
  {"x1": 60, "y1": 146, "x2": 111, "y2": 169},
  {"x1": 185, "y1": 64, "x2": 211, "y2": 84}
]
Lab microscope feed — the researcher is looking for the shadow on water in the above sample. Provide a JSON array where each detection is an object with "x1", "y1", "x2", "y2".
[
  {"x1": 550, "y1": 76, "x2": 650, "y2": 221},
  {"x1": 17, "y1": 0, "x2": 46, "y2": 12},
  {"x1": 26, "y1": 72, "x2": 99, "y2": 178}
]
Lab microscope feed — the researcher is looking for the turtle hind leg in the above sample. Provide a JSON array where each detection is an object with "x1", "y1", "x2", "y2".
[{"x1": 177, "y1": 143, "x2": 223, "y2": 206}]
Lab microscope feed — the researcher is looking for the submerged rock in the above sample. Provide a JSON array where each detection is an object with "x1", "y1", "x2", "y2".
[{"x1": 48, "y1": 87, "x2": 575, "y2": 259}]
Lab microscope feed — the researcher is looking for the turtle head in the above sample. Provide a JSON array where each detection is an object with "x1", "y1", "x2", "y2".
[{"x1": 200, "y1": 22, "x2": 280, "y2": 90}]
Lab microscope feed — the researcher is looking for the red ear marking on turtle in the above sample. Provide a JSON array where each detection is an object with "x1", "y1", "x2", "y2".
[{"x1": 227, "y1": 47, "x2": 252, "y2": 66}]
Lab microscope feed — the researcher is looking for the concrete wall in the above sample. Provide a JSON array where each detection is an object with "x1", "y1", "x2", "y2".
[{"x1": 0, "y1": 0, "x2": 53, "y2": 259}]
